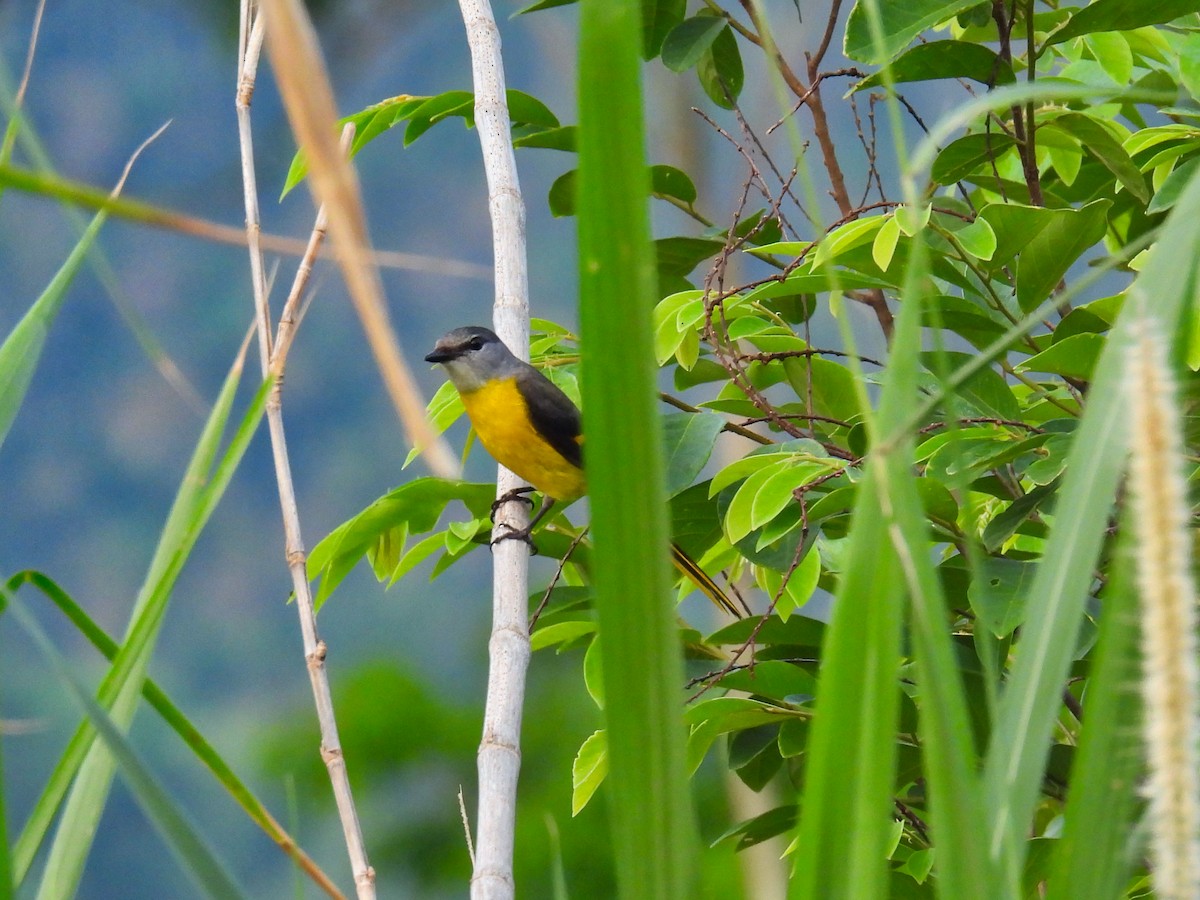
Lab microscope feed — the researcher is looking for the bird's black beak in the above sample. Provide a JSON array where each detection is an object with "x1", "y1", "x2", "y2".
[{"x1": 425, "y1": 347, "x2": 453, "y2": 363}]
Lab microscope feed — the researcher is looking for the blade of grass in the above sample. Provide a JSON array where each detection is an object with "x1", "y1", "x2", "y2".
[
  {"x1": 873, "y1": 239, "x2": 994, "y2": 899},
  {"x1": 788, "y1": 488, "x2": 903, "y2": 899},
  {"x1": 577, "y1": 1, "x2": 698, "y2": 896},
  {"x1": 0, "y1": 701, "x2": 10, "y2": 900},
  {"x1": 787, "y1": 0, "x2": 992, "y2": 892},
  {"x1": 0, "y1": 120, "x2": 165, "y2": 457},
  {"x1": 980, "y1": 162, "x2": 1200, "y2": 889},
  {"x1": 1044, "y1": 531, "x2": 1144, "y2": 900},
  {"x1": 0, "y1": 190, "x2": 109, "y2": 454},
  {"x1": 23, "y1": 345, "x2": 268, "y2": 897},
  {"x1": 6, "y1": 594, "x2": 249, "y2": 900},
  {"x1": 0, "y1": 571, "x2": 344, "y2": 900}
]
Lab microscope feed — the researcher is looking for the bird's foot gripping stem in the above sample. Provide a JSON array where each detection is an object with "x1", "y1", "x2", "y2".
[
  {"x1": 490, "y1": 486, "x2": 536, "y2": 522},
  {"x1": 489, "y1": 490, "x2": 557, "y2": 556},
  {"x1": 490, "y1": 522, "x2": 538, "y2": 555}
]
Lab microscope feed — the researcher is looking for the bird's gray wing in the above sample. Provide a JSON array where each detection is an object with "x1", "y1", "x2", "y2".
[{"x1": 516, "y1": 365, "x2": 584, "y2": 470}]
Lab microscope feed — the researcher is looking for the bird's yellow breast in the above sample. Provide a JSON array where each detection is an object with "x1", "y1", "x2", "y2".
[{"x1": 460, "y1": 377, "x2": 586, "y2": 501}]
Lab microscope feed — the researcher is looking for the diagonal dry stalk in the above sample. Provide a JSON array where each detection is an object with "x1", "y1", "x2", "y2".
[
  {"x1": 235, "y1": 2, "x2": 375, "y2": 897},
  {"x1": 456, "y1": 2, "x2": 533, "y2": 898},
  {"x1": 258, "y1": 0, "x2": 457, "y2": 477}
]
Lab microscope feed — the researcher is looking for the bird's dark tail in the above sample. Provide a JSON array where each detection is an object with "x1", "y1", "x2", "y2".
[{"x1": 670, "y1": 542, "x2": 742, "y2": 618}]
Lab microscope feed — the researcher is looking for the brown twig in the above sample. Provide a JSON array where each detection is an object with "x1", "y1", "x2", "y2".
[
  {"x1": 529, "y1": 528, "x2": 589, "y2": 631},
  {"x1": 236, "y1": 3, "x2": 375, "y2": 896}
]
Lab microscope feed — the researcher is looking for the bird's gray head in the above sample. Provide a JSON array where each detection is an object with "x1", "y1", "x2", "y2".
[{"x1": 424, "y1": 326, "x2": 522, "y2": 392}]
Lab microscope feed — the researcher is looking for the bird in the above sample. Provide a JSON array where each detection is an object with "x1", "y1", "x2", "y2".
[{"x1": 425, "y1": 325, "x2": 742, "y2": 618}]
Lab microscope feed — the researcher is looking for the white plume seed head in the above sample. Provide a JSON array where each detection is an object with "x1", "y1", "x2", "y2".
[{"x1": 1126, "y1": 316, "x2": 1200, "y2": 900}]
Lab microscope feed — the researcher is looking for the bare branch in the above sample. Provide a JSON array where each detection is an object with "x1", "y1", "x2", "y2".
[{"x1": 236, "y1": 3, "x2": 375, "y2": 896}]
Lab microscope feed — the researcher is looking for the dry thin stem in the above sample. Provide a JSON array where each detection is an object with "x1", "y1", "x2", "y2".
[
  {"x1": 12, "y1": 0, "x2": 45, "y2": 109},
  {"x1": 0, "y1": 163, "x2": 492, "y2": 276},
  {"x1": 236, "y1": 3, "x2": 375, "y2": 897},
  {"x1": 272, "y1": 123, "x2": 355, "y2": 376},
  {"x1": 259, "y1": 0, "x2": 457, "y2": 477},
  {"x1": 458, "y1": 785, "x2": 476, "y2": 866},
  {"x1": 456, "y1": 2, "x2": 532, "y2": 898}
]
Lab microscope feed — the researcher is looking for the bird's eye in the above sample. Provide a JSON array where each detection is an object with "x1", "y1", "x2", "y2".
[{"x1": 467, "y1": 337, "x2": 483, "y2": 351}]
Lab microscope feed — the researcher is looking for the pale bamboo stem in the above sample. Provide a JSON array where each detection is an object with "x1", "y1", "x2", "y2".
[{"x1": 456, "y1": 2, "x2": 533, "y2": 898}]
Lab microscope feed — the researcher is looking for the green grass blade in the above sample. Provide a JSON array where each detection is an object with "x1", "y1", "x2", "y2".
[
  {"x1": 20, "y1": 355, "x2": 268, "y2": 897},
  {"x1": 0, "y1": 571, "x2": 342, "y2": 898},
  {"x1": 0, "y1": 205, "x2": 108, "y2": 454},
  {"x1": 0, "y1": 698, "x2": 10, "y2": 900},
  {"x1": 1044, "y1": 531, "x2": 1144, "y2": 900},
  {"x1": 788, "y1": 493, "x2": 903, "y2": 899},
  {"x1": 6, "y1": 594, "x2": 249, "y2": 900},
  {"x1": 577, "y1": 1, "x2": 698, "y2": 896},
  {"x1": 875, "y1": 241, "x2": 993, "y2": 898},
  {"x1": 981, "y1": 163, "x2": 1200, "y2": 889}
]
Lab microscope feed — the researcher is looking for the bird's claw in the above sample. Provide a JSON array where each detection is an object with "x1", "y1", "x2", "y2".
[
  {"x1": 489, "y1": 523, "x2": 539, "y2": 556},
  {"x1": 491, "y1": 487, "x2": 536, "y2": 522}
]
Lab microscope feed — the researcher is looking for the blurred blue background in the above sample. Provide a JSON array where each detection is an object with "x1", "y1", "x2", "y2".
[{"x1": 0, "y1": 1, "x2": 882, "y2": 896}]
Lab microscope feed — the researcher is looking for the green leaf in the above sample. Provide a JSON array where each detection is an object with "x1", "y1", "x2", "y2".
[
  {"x1": 0, "y1": 202, "x2": 108, "y2": 455},
  {"x1": 584, "y1": 634, "x2": 605, "y2": 708},
  {"x1": 968, "y1": 557, "x2": 1035, "y2": 638},
  {"x1": 548, "y1": 168, "x2": 577, "y2": 216},
  {"x1": 656, "y1": 236, "x2": 725, "y2": 276},
  {"x1": 649, "y1": 164, "x2": 697, "y2": 204},
  {"x1": 661, "y1": 15, "x2": 727, "y2": 73},
  {"x1": 662, "y1": 412, "x2": 725, "y2": 497},
  {"x1": 724, "y1": 459, "x2": 830, "y2": 545},
  {"x1": 781, "y1": 356, "x2": 865, "y2": 425},
  {"x1": 685, "y1": 697, "x2": 786, "y2": 773},
  {"x1": 697, "y1": 25, "x2": 743, "y2": 109},
  {"x1": 552, "y1": 173, "x2": 708, "y2": 219},
  {"x1": 982, "y1": 480, "x2": 1060, "y2": 552},
  {"x1": 978, "y1": 200, "x2": 1111, "y2": 312},
  {"x1": 1146, "y1": 155, "x2": 1200, "y2": 214},
  {"x1": 714, "y1": 805, "x2": 798, "y2": 851},
  {"x1": 814, "y1": 215, "x2": 888, "y2": 268},
  {"x1": 709, "y1": 442, "x2": 829, "y2": 495},
  {"x1": 954, "y1": 217, "x2": 997, "y2": 261},
  {"x1": 854, "y1": 41, "x2": 1015, "y2": 91},
  {"x1": 517, "y1": 0, "x2": 577, "y2": 12},
  {"x1": 1085, "y1": 31, "x2": 1133, "y2": 87},
  {"x1": 873, "y1": 216, "x2": 901, "y2": 270},
  {"x1": 530, "y1": 619, "x2": 596, "y2": 652},
  {"x1": 571, "y1": 730, "x2": 609, "y2": 815},
  {"x1": 1045, "y1": 0, "x2": 1200, "y2": 47},
  {"x1": 923, "y1": 352, "x2": 1020, "y2": 420},
  {"x1": 756, "y1": 546, "x2": 822, "y2": 620},
  {"x1": 282, "y1": 89, "x2": 559, "y2": 197},
  {"x1": 1018, "y1": 333, "x2": 1106, "y2": 380},
  {"x1": 403, "y1": 379, "x2": 465, "y2": 469},
  {"x1": 512, "y1": 124, "x2": 577, "y2": 151},
  {"x1": 931, "y1": 133, "x2": 1018, "y2": 185},
  {"x1": 1046, "y1": 113, "x2": 1148, "y2": 203},
  {"x1": 308, "y1": 479, "x2": 496, "y2": 607},
  {"x1": 844, "y1": 0, "x2": 985, "y2": 64},
  {"x1": 714, "y1": 659, "x2": 818, "y2": 701},
  {"x1": 643, "y1": 0, "x2": 685, "y2": 59}
]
